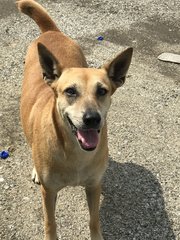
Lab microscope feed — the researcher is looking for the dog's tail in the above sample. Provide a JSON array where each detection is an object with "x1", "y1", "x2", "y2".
[{"x1": 16, "y1": 0, "x2": 59, "y2": 33}]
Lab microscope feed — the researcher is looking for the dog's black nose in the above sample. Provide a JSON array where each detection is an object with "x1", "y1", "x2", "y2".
[{"x1": 83, "y1": 111, "x2": 101, "y2": 129}]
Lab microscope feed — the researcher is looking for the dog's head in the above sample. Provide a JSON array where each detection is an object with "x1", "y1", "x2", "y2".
[{"x1": 37, "y1": 43, "x2": 133, "y2": 151}]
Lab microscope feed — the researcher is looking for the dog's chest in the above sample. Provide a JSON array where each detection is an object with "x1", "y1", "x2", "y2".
[
  {"x1": 44, "y1": 166, "x2": 97, "y2": 190},
  {"x1": 42, "y1": 152, "x2": 101, "y2": 190}
]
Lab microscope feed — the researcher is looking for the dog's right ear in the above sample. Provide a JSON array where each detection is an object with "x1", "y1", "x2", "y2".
[{"x1": 37, "y1": 43, "x2": 62, "y2": 85}]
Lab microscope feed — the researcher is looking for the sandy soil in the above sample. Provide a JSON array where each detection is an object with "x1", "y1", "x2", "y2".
[{"x1": 0, "y1": 0, "x2": 179, "y2": 239}]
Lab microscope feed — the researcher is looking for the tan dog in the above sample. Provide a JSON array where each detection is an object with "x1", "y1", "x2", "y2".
[{"x1": 17, "y1": 0, "x2": 133, "y2": 239}]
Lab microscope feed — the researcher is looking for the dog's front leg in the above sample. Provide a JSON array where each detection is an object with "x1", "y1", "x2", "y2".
[
  {"x1": 41, "y1": 185, "x2": 57, "y2": 240},
  {"x1": 85, "y1": 184, "x2": 104, "y2": 240}
]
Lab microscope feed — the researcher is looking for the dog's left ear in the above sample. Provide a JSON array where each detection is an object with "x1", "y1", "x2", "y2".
[
  {"x1": 104, "y1": 47, "x2": 133, "y2": 92},
  {"x1": 37, "y1": 42, "x2": 62, "y2": 85}
]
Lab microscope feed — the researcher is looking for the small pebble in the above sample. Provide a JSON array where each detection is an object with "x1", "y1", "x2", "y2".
[
  {"x1": 23, "y1": 197, "x2": 30, "y2": 201},
  {"x1": 0, "y1": 177, "x2": 5, "y2": 182},
  {"x1": 4, "y1": 185, "x2": 10, "y2": 190}
]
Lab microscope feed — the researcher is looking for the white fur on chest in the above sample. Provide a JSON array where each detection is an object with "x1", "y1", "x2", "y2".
[{"x1": 41, "y1": 148, "x2": 102, "y2": 190}]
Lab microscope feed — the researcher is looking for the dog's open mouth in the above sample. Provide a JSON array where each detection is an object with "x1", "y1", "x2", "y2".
[{"x1": 67, "y1": 116, "x2": 99, "y2": 151}]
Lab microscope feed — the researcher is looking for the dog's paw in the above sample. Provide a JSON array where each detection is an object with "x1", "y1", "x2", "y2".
[{"x1": 32, "y1": 167, "x2": 41, "y2": 185}]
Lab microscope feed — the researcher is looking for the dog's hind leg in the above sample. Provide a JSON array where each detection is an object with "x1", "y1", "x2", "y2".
[
  {"x1": 41, "y1": 185, "x2": 58, "y2": 240},
  {"x1": 85, "y1": 184, "x2": 104, "y2": 240}
]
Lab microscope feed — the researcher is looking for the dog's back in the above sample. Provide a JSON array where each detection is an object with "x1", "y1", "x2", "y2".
[
  {"x1": 17, "y1": 0, "x2": 87, "y2": 66},
  {"x1": 18, "y1": 0, "x2": 87, "y2": 144}
]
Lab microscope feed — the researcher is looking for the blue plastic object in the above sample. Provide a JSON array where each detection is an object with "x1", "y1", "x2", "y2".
[
  {"x1": 0, "y1": 151, "x2": 9, "y2": 159},
  {"x1": 97, "y1": 36, "x2": 104, "y2": 41}
]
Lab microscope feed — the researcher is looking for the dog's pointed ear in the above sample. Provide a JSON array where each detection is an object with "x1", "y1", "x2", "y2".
[
  {"x1": 37, "y1": 43, "x2": 62, "y2": 85},
  {"x1": 104, "y1": 47, "x2": 133, "y2": 91}
]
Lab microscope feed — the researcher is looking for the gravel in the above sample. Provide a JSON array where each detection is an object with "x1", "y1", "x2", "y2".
[{"x1": 0, "y1": 0, "x2": 179, "y2": 239}]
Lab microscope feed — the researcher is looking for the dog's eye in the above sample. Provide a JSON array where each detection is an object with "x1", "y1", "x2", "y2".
[
  {"x1": 64, "y1": 87, "x2": 77, "y2": 97},
  {"x1": 96, "y1": 87, "x2": 108, "y2": 97}
]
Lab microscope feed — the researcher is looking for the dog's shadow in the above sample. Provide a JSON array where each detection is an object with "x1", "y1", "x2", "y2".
[{"x1": 100, "y1": 159, "x2": 175, "y2": 240}]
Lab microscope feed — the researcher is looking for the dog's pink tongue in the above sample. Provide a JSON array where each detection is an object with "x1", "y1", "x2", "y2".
[{"x1": 77, "y1": 129, "x2": 99, "y2": 150}]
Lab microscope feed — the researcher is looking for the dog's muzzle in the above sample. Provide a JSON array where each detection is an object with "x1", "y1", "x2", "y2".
[{"x1": 67, "y1": 111, "x2": 101, "y2": 151}]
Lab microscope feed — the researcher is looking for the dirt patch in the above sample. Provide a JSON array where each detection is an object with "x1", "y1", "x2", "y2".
[{"x1": 0, "y1": 1, "x2": 17, "y2": 19}]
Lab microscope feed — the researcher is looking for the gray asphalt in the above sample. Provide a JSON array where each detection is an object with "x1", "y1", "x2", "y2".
[{"x1": 0, "y1": 0, "x2": 179, "y2": 239}]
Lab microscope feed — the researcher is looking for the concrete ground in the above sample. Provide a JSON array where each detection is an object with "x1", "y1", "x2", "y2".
[{"x1": 0, "y1": 0, "x2": 179, "y2": 239}]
